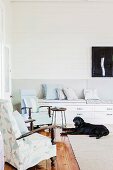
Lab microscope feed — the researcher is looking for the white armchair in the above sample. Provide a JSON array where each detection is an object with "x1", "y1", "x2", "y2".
[
  {"x1": 0, "y1": 100, "x2": 56, "y2": 170},
  {"x1": 21, "y1": 89, "x2": 52, "y2": 127},
  {"x1": 0, "y1": 131, "x2": 4, "y2": 170}
]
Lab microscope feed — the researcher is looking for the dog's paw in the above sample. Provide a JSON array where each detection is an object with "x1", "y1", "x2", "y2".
[{"x1": 96, "y1": 136, "x2": 101, "y2": 139}]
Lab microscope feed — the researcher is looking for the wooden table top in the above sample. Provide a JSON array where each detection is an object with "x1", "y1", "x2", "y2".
[{"x1": 51, "y1": 107, "x2": 66, "y2": 111}]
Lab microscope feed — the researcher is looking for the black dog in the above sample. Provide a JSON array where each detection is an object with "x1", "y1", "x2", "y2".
[{"x1": 61, "y1": 117, "x2": 109, "y2": 139}]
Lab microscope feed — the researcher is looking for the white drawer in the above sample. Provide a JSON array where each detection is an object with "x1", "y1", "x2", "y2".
[
  {"x1": 95, "y1": 112, "x2": 113, "y2": 124},
  {"x1": 76, "y1": 112, "x2": 95, "y2": 118},
  {"x1": 95, "y1": 112, "x2": 113, "y2": 118},
  {"x1": 66, "y1": 106, "x2": 93, "y2": 112},
  {"x1": 75, "y1": 106, "x2": 93, "y2": 112},
  {"x1": 94, "y1": 106, "x2": 113, "y2": 112}
]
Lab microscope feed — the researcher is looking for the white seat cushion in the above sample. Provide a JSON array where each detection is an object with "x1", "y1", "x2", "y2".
[{"x1": 22, "y1": 112, "x2": 52, "y2": 126}]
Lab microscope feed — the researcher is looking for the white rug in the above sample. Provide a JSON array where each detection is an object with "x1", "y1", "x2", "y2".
[{"x1": 68, "y1": 125, "x2": 113, "y2": 170}]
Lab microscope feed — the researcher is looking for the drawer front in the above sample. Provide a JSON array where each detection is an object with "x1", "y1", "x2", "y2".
[
  {"x1": 75, "y1": 106, "x2": 93, "y2": 112},
  {"x1": 39, "y1": 103, "x2": 93, "y2": 112},
  {"x1": 104, "y1": 114, "x2": 113, "y2": 124},
  {"x1": 51, "y1": 106, "x2": 91, "y2": 112},
  {"x1": 76, "y1": 112, "x2": 95, "y2": 119},
  {"x1": 95, "y1": 112, "x2": 113, "y2": 118},
  {"x1": 95, "y1": 112, "x2": 113, "y2": 124},
  {"x1": 94, "y1": 106, "x2": 113, "y2": 112}
]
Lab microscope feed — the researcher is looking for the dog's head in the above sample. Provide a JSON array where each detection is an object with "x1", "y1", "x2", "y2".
[{"x1": 73, "y1": 117, "x2": 84, "y2": 127}]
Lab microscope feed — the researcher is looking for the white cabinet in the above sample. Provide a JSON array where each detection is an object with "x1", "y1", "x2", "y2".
[
  {"x1": 75, "y1": 105, "x2": 113, "y2": 124},
  {"x1": 94, "y1": 105, "x2": 113, "y2": 124},
  {"x1": 39, "y1": 101, "x2": 113, "y2": 125}
]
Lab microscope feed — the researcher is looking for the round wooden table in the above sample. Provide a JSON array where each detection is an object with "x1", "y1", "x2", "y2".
[{"x1": 51, "y1": 107, "x2": 67, "y2": 128}]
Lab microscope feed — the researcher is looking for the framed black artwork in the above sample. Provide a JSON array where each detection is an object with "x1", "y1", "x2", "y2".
[{"x1": 92, "y1": 47, "x2": 113, "y2": 77}]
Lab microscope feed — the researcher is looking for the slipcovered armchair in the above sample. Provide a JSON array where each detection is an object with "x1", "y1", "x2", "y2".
[
  {"x1": 0, "y1": 100, "x2": 56, "y2": 170},
  {"x1": 0, "y1": 131, "x2": 4, "y2": 170},
  {"x1": 21, "y1": 89, "x2": 52, "y2": 127}
]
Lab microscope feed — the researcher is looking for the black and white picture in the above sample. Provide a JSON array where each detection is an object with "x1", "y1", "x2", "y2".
[{"x1": 92, "y1": 47, "x2": 113, "y2": 77}]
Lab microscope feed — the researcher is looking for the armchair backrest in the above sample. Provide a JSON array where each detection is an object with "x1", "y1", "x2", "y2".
[
  {"x1": 0, "y1": 100, "x2": 24, "y2": 163},
  {"x1": 0, "y1": 100, "x2": 39, "y2": 169},
  {"x1": 20, "y1": 89, "x2": 39, "y2": 114}
]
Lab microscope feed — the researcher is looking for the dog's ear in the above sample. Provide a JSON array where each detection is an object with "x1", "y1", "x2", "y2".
[
  {"x1": 73, "y1": 117, "x2": 76, "y2": 122},
  {"x1": 73, "y1": 116, "x2": 81, "y2": 122},
  {"x1": 79, "y1": 117, "x2": 84, "y2": 126}
]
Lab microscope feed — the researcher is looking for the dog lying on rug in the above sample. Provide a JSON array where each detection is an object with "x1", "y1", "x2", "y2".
[{"x1": 61, "y1": 117, "x2": 109, "y2": 139}]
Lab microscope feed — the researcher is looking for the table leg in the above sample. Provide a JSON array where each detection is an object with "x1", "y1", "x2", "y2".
[
  {"x1": 54, "y1": 111, "x2": 56, "y2": 125},
  {"x1": 52, "y1": 111, "x2": 54, "y2": 124},
  {"x1": 61, "y1": 111, "x2": 64, "y2": 128},
  {"x1": 63, "y1": 111, "x2": 67, "y2": 127}
]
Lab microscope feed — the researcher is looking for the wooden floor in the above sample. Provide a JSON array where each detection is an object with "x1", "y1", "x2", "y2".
[{"x1": 4, "y1": 129, "x2": 80, "y2": 170}]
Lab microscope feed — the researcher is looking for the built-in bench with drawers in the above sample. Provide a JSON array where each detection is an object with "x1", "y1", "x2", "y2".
[{"x1": 39, "y1": 99, "x2": 113, "y2": 126}]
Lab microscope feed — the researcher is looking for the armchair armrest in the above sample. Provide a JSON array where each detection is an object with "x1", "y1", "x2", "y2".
[
  {"x1": 25, "y1": 119, "x2": 35, "y2": 130},
  {"x1": 21, "y1": 107, "x2": 32, "y2": 110},
  {"x1": 39, "y1": 106, "x2": 52, "y2": 117},
  {"x1": 21, "y1": 107, "x2": 34, "y2": 130},
  {"x1": 16, "y1": 125, "x2": 57, "y2": 144},
  {"x1": 24, "y1": 119, "x2": 35, "y2": 124}
]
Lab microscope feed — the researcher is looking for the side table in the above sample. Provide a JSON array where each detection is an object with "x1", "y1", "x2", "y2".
[{"x1": 51, "y1": 107, "x2": 67, "y2": 128}]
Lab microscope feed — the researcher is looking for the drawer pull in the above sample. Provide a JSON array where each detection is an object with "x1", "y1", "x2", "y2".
[
  {"x1": 77, "y1": 113, "x2": 83, "y2": 116},
  {"x1": 77, "y1": 108, "x2": 83, "y2": 110},
  {"x1": 107, "y1": 113, "x2": 113, "y2": 116},
  {"x1": 107, "y1": 108, "x2": 113, "y2": 110}
]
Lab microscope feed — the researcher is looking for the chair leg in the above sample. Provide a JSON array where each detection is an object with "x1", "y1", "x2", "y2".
[
  {"x1": 50, "y1": 157, "x2": 56, "y2": 166},
  {"x1": 51, "y1": 128, "x2": 55, "y2": 145},
  {"x1": 33, "y1": 165, "x2": 41, "y2": 169},
  {"x1": 48, "y1": 124, "x2": 52, "y2": 133}
]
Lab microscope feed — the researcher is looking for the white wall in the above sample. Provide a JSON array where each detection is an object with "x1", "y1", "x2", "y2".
[
  {"x1": 0, "y1": 0, "x2": 12, "y2": 98},
  {"x1": 11, "y1": 1, "x2": 113, "y2": 79},
  {"x1": 3, "y1": 0, "x2": 12, "y2": 45},
  {"x1": 3, "y1": 0, "x2": 12, "y2": 99}
]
